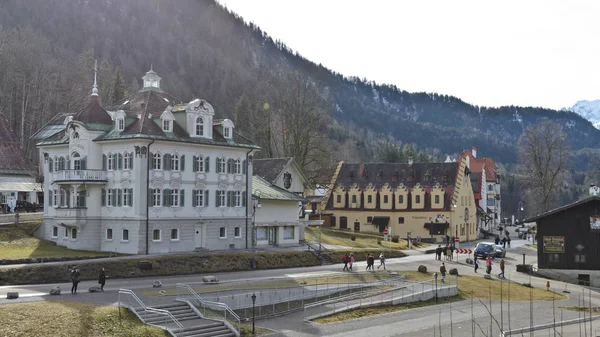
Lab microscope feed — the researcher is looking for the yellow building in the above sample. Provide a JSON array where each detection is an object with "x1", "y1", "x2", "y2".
[{"x1": 322, "y1": 158, "x2": 477, "y2": 243}]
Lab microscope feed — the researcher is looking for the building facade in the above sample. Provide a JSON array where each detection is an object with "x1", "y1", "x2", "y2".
[
  {"x1": 322, "y1": 158, "x2": 477, "y2": 243},
  {"x1": 525, "y1": 192, "x2": 600, "y2": 287},
  {"x1": 34, "y1": 67, "x2": 259, "y2": 254}
]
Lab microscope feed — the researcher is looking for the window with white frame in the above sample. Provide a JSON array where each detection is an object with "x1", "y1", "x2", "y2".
[
  {"x1": 123, "y1": 152, "x2": 133, "y2": 170},
  {"x1": 106, "y1": 228, "x2": 113, "y2": 240},
  {"x1": 152, "y1": 189, "x2": 162, "y2": 207},
  {"x1": 223, "y1": 127, "x2": 231, "y2": 138},
  {"x1": 256, "y1": 227, "x2": 267, "y2": 241},
  {"x1": 72, "y1": 152, "x2": 81, "y2": 170},
  {"x1": 117, "y1": 118, "x2": 125, "y2": 131},
  {"x1": 52, "y1": 226, "x2": 58, "y2": 238},
  {"x1": 60, "y1": 189, "x2": 68, "y2": 207},
  {"x1": 171, "y1": 154, "x2": 180, "y2": 171},
  {"x1": 107, "y1": 153, "x2": 114, "y2": 171},
  {"x1": 234, "y1": 159, "x2": 241, "y2": 174},
  {"x1": 54, "y1": 156, "x2": 59, "y2": 172},
  {"x1": 193, "y1": 155, "x2": 205, "y2": 172},
  {"x1": 58, "y1": 157, "x2": 65, "y2": 171},
  {"x1": 234, "y1": 191, "x2": 241, "y2": 207},
  {"x1": 53, "y1": 189, "x2": 59, "y2": 207},
  {"x1": 171, "y1": 189, "x2": 180, "y2": 207},
  {"x1": 170, "y1": 228, "x2": 179, "y2": 241},
  {"x1": 218, "y1": 190, "x2": 226, "y2": 207},
  {"x1": 153, "y1": 229, "x2": 161, "y2": 241},
  {"x1": 122, "y1": 229, "x2": 129, "y2": 241},
  {"x1": 153, "y1": 153, "x2": 162, "y2": 170},
  {"x1": 193, "y1": 189, "x2": 207, "y2": 207},
  {"x1": 71, "y1": 228, "x2": 77, "y2": 240},
  {"x1": 283, "y1": 226, "x2": 295, "y2": 240},
  {"x1": 107, "y1": 189, "x2": 114, "y2": 207},
  {"x1": 219, "y1": 227, "x2": 226, "y2": 239},
  {"x1": 162, "y1": 119, "x2": 172, "y2": 132},
  {"x1": 217, "y1": 157, "x2": 226, "y2": 173},
  {"x1": 234, "y1": 226, "x2": 241, "y2": 238},
  {"x1": 195, "y1": 116, "x2": 204, "y2": 136},
  {"x1": 76, "y1": 190, "x2": 86, "y2": 207}
]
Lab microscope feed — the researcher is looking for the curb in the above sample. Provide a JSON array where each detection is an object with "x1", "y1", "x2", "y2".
[{"x1": 502, "y1": 315, "x2": 600, "y2": 336}]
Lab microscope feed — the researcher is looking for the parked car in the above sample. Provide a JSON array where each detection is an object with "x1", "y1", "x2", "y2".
[
  {"x1": 474, "y1": 242, "x2": 497, "y2": 259},
  {"x1": 494, "y1": 245, "x2": 506, "y2": 258}
]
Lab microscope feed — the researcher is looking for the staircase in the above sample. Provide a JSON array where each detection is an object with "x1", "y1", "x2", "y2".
[
  {"x1": 120, "y1": 289, "x2": 238, "y2": 337},
  {"x1": 306, "y1": 242, "x2": 334, "y2": 265}
]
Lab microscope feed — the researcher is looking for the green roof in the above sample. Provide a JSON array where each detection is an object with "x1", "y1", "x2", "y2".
[{"x1": 252, "y1": 176, "x2": 306, "y2": 202}]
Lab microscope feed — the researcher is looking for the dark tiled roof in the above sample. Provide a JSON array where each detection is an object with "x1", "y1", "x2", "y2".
[
  {"x1": 0, "y1": 116, "x2": 33, "y2": 173},
  {"x1": 336, "y1": 162, "x2": 458, "y2": 189},
  {"x1": 253, "y1": 158, "x2": 292, "y2": 183},
  {"x1": 72, "y1": 97, "x2": 112, "y2": 125},
  {"x1": 523, "y1": 195, "x2": 600, "y2": 223}
]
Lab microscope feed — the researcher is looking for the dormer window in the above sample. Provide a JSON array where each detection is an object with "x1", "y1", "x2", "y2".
[
  {"x1": 117, "y1": 118, "x2": 125, "y2": 131},
  {"x1": 224, "y1": 127, "x2": 231, "y2": 138},
  {"x1": 73, "y1": 132, "x2": 79, "y2": 139},
  {"x1": 162, "y1": 119, "x2": 172, "y2": 132},
  {"x1": 195, "y1": 117, "x2": 204, "y2": 136}
]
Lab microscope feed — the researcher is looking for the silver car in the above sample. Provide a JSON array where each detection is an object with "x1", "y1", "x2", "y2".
[{"x1": 495, "y1": 245, "x2": 506, "y2": 258}]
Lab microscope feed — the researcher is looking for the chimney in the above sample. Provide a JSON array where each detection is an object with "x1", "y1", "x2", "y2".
[
  {"x1": 590, "y1": 183, "x2": 599, "y2": 196},
  {"x1": 408, "y1": 158, "x2": 413, "y2": 166},
  {"x1": 472, "y1": 146, "x2": 477, "y2": 158}
]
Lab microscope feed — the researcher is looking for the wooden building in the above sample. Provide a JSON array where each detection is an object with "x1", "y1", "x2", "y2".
[{"x1": 524, "y1": 193, "x2": 600, "y2": 286}]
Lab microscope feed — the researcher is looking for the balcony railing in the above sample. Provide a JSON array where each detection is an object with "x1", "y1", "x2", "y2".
[
  {"x1": 54, "y1": 207, "x2": 87, "y2": 218},
  {"x1": 52, "y1": 170, "x2": 107, "y2": 183}
]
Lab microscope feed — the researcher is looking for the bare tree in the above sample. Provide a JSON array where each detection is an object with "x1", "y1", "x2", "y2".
[{"x1": 518, "y1": 120, "x2": 571, "y2": 213}]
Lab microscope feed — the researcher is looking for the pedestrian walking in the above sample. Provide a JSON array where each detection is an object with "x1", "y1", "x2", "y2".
[
  {"x1": 443, "y1": 245, "x2": 448, "y2": 261},
  {"x1": 445, "y1": 235, "x2": 450, "y2": 245},
  {"x1": 473, "y1": 255, "x2": 479, "y2": 273},
  {"x1": 485, "y1": 256, "x2": 493, "y2": 275},
  {"x1": 98, "y1": 268, "x2": 107, "y2": 291},
  {"x1": 377, "y1": 253, "x2": 386, "y2": 270},
  {"x1": 342, "y1": 253, "x2": 349, "y2": 271},
  {"x1": 502, "y1": 237, "x2": 507, "y2": 249},
  {"x1": 494, "y1": 236, "x2": 500, "y2": 245},
  {"x1": 440, "y1": 262, "x2": 447, "y2": 283},
  {"x1": 435, "y1": 245, "x2": 443, "y2": 260},
  {"x1": 447, "y1": 246, "x2": 453, "y2": 262},
  {"x1": 70, "y1": 268, "x2": 80, "y2": 294},
  {"x1": 366, "y1": 254, "x2": 374, "y2": 270},
  {"x1": 507, "y1": 236, "x2": 511, "y2": 248},
  {"x1": 499, "y1": 259, "x2": 505, "y2": 278},
  {"x1": 349, "y1": 253, "x2": 355, "y2": 271}
]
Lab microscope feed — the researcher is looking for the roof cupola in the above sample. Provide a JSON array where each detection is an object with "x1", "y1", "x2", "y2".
[{"x1": 142, "y1": 64, "x2": 161, "y2": 90}]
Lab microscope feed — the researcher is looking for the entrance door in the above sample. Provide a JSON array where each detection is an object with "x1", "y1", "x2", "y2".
[
  {"x1": 268, "y1": 227, "x2": 278, "y2": 246},
  {"x1": 354, "y1": 222, "x2": 360, "y2": 232},
  {"x1": 194, "y1": 226, "x2": 203, "y2": 248},
  {"x1": 340, "y1": 217, "x2": 348, "y2": 229}
]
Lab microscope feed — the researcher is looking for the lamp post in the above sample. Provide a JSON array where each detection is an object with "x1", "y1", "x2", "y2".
[
  {"x1": 517, "y1": 201, "x2": 524, "y2": 224},
  {"x1": 252, "y1": 196, "x2": 261, "y2": 248},
  {"x1": 434, "y1": 272, "x2": 438, "y2": 304},
  {"x1": 251, "y1": 292, "x2": 257, "y2": 335}
]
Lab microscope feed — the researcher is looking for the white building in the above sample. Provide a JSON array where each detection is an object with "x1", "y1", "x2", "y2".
[{"x1": 34, "y1": 66, "x2": 259, "y2": 254}]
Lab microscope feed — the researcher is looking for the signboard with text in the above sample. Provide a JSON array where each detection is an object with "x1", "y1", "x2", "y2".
[
  {"x1": 543, "y1": 236, "x2": 565, "y2": 253},
  {"x1": 590, "y1": 215, "x2": 600, "y2": 231}
]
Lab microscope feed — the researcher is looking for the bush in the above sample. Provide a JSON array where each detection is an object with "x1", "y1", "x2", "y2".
[
  {"x1": 449, "y1": 268, "x2": 459, "y2": 276},
  {"x1": 418, "y1": 265, "x2": 427, "y2": 273},
  {"x1": 350, "y1": 236, "x2": 356, "y2": 241},
  {"x1": 391, "y1": 235, "x2": 399, "y2": 243},
  {"x1": 377, "y1": 239, "x2": 382, "y2": 245}
]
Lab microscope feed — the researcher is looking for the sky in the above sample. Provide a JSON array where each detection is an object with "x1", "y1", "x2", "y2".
[{"x1": 217, "y1": 0, "x2": 600, "y2": 110}]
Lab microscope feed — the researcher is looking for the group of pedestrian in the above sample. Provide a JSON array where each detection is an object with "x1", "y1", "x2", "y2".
[
  {"x1": 472, "y1": 255, "x2": 505, "y2": 278},
  {"x1": 342, "y1": 252, "x2": 385, "y2": 272},
  {"x1": 69, "y1": 267, "x2": 107, "y2": 294},
  {"x1": 494, "y1": 235, "x2": 511, "y2": 248},
  {"x1": 435, "y1": 244, "x2": 454, "y2": 262}
]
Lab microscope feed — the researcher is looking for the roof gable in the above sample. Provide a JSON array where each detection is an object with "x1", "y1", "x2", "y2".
[
  {"x1": 524, "y1": 196, "x2": 600, "y2": 223},
  {"x1": 252, "y1": 176, "x2": 306, "y2": 202}
]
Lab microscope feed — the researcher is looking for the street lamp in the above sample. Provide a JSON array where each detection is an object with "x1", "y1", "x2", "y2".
[
  {"x1": 252, "y1": 195, "x2": 261, "y2": 248},
  {"x1": 434, "y1": 272, "x2": 438, "y2": 304},
  {"x1": 251, "y1": 292, "x2": 257, "y2": 335},
  {"x1": 517, "y1": 201, "x2": 524, "y2": 224}
]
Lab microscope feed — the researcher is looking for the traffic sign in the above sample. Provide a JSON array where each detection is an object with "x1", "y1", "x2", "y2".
[
  {"x1": 454, "y1": 237, "x2": 459, "y2": 243},
  {"x1": 383, "y1": 230, "x2": 388, "y2": 235},
  {"x1": 455, "y1": 249, "x2": 473, "y2": 254}
]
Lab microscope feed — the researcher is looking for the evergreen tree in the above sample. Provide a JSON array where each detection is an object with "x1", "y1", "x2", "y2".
[{"x1": 113, "y1": 67, "x2": 126, "y2": 103}]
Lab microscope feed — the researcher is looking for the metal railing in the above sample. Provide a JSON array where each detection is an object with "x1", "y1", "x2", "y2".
[
  {"x1": 52, "y1": 169, "x2": 107, "y2": 182},
  {"x1": 118, "y1": 289, "x2": 183, "y2": 332},
  {"x1": 176, "y1": 284, "x2": 241, "y2": 335}
]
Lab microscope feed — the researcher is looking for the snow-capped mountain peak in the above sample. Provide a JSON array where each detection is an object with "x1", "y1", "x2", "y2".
[{"x1": 567, "y1": 100, "x2": 600, "y2": 129}]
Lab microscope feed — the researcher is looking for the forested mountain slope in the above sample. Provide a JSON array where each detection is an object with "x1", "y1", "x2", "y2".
[{"x1": 0, "y1": 0, "x2": 598, "y2": 172}]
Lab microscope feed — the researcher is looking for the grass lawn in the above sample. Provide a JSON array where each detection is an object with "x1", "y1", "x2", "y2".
[
  {"x1": 305, "y1": 227, "x2": 418, "y2": 250},
  {"x1": 313, "y1": 295, "x2": 464, "y2": 324},
  {"x1": 240, "y1": 324, "x2": 273, "y2": 336},
  {"x1": 0, "y1": 223, "x2": 111, "y2": 260},
  {"x1": 142, "y1": 270, "x2": 395, "y2": 296},
  {"x1": 403, "y1": 271, "x2": 566, "y2": 301},
  {"x1": 559, "y1": 306, "x2": 600, "y2": 314},
  {"x1": 0, "y1": 301, "x2": 169, "y2": 337}
]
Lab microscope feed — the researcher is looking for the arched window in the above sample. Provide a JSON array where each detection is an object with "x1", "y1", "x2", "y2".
[
  {"x1": 152, "y1": 153, "x2": 162, "y2": 170},
  {"x1": 72, "y1": 132, "x2": 79, "y2": 139},
  {"x1": 58, "y1": 157, "x2": 65, "y2": 171},
  {"x1": 195, "y1": 117, "x2": 204, "y2": 136},
  {"x1": 72, "y1": 152, "x2": 81, "y2": 170},
  {"x1": 117, "y1": 117, "x2": 125, "y2": 131}
]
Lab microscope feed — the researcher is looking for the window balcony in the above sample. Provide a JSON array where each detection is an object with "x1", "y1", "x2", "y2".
[
  {"x1": 54, "y1": 207, "x2": 87, "y2": 218},
  {"x1": 51, "y1": 170, "x2": 107, "y2": 184}
]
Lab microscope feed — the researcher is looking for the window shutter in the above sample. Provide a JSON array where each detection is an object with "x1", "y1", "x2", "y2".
[
  {"x1": 66, "y1": 191, "x2": 71, "y2": 207},
  {"x1": 243, "y1": 160, "x2": 247, "y2": 174},
  {"x1": 242, "y1": 191, "x2": 247, "y2": 207},
  {"x1": 180, "y1": 189, "x2": 185, "y2": 207},
  {"x1": 149, "y1": 189, "x2": 153, "y2": 206},
  {"x1": 226, "y1": 159, "x2": 231, "y2": 174},
  {"x1": 130, "y1": 153, "x2": 134, "y2": 169},
  {"x1": 204, "y1": 190, "x2": 209, "y2": 207},
  {"x1": 164, "y1": 189, "x2": 171, "y2": 207},
  {"x1": 117, "y1": 189, "x2": 122, "y2": 206},
  {"x1": 81, "y1": 157, "x2": 87, "y2": 170},
  {"x1": 216, "y1": 158, "x2": 220, "y2": 173},
  {"x1": 102, "y1": 155, "x2": 107, "y2": 170},
  {"x1": 205, "y1": 157, "x2": 210, "y2": 172},
  {"x1": 128, "y1": 189, "x2": 133, "y2": 206},
  {"x1": 118, "y1": 153, "x2": 123, "y2": 170},
  {"x1": 150, "y1": 152, "x2": 155, "y2": 169},
  {"x1": 101, "y1": 188, "x2": 106, "y2": 206},
  {"x1": 111, "y1": 189, "x2": 117, "y2": 206},
  {"x1": 48, "y1": 158, "x2": 53, "y2": 172},
  {"x1": 66, "y1": 156, "x2": 70, "y2": 170},
  {"x1": 164, "y1": 154, "x2": 171, "y2": 171},
  {"x1": 192, "y1": 190, "x2": 197, "y2": 207},
  {"x1": 193, "y1": 156, "x2": 198, "y2": 172},
  {"x1": 226, "y1": 191, "x2": 231, "y2": 207},
  {"x1": 216, "y1": 190, "x2": 220, "y2": 207},
  {"x1": 180, "y1": 155, "x2": 185, "y2": 171}
]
